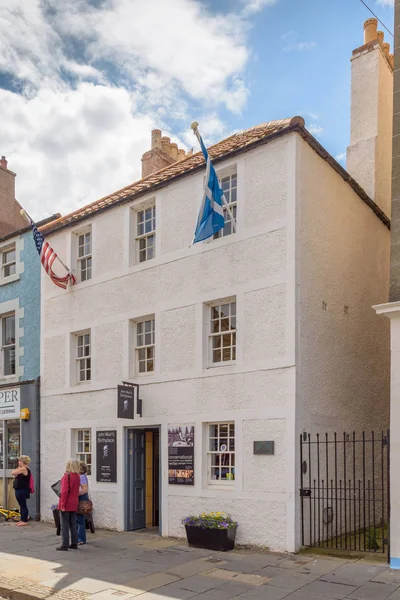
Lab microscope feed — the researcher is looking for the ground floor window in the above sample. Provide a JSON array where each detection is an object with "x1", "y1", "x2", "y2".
[
  {"x1": 76, "y1": 429, "x2": 92, "y2": 475},
  {"x1": 208, "y1": 422, "x2": 235, "y2": 484}
]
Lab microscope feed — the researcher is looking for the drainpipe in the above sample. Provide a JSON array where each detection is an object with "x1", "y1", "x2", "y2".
[{"x1": 35, "y1": 376, "x2": 40, "y2": 520}]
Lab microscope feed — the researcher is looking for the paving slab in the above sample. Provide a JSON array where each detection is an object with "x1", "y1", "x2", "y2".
[
  {"x1": 167, "y1": 575, "x2": 222, "y2": 593},
  {"x1": 121, "y1": 572, "x2": 181, "y2": 592},
  {"x1": 320, "y1": 563, "x2": 387, "y2": 587},
  {"x1": 214, "y1": 581, "x2": 256, "y2": 597},
  {"x1": 287, "y1": 579, "x2": 357, "y2": 599},
  {"x1": 239, "y1": 585, "x2": 293, "y2": 599},
  {"x1": 132, "y1": 585, "x2": 198, "y2": 599},
  {"x1": 348, "y1": 581, "x2": 399, "y2": 600},
  {"x1": 373, "y1": 570, "x2": 400, "y2": 585},
  {"x1": 166, "y1": 559, "x2": 226, "y2": 578},
  {"x1": 267, "y1": 571, "x2": 319, "y2": 591}
]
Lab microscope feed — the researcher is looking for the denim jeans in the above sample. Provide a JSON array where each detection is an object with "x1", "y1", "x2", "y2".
[
  {"x1": 15, "y1": 489, "x2": 29, "y2": 522},
  {"x1": 60, "y1": 511, "x2": 78, "y2": 548},
  {"x1": 76, "y1": 493, "x2": 89, "y2": 544}
]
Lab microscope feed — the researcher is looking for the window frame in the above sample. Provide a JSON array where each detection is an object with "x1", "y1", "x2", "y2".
[
  {"x1": 213, "y1": 171, "x2": 237, "y2": 240},
  {"x1": 134, "y1": 316, "x2": 155, "y2": 375},
  {"x1": 1, "y1": 243, "x2": 17, "y2": 281},
  {"x1": 76, "y1": 331, "x2": 91, "y2": 383},
  {"x1": 77, "y1": 229, "x2": 92, "y2": 283},
  {"x1": 135, "y1": 204, "x2": 156, "y2": 264},
  {"x1": 208, "y1": 298, "x2": 237, "y2": 367},
  {"x1": 1, "y1": 312, "x2": 16, "y2": 377},
  {"x1": 75, "y1": 428, "x2": 92, "y2": 476},
  {"x1": 207, "y1": 422, "x2": 235, "y2": 486}
]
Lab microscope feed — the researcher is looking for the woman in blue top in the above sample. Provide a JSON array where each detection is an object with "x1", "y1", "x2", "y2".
[{"x1": 77, "y1": 462, "x2": 89, "y2": 545}]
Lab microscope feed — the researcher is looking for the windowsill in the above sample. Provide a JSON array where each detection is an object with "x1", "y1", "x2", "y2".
[
  {"x1": 0, "y1": 374, "x2": 18, "y2": 385},
  {"x1": 207, "y1": 484, "x2": 235, "y2": 491},
  {"x1": 0, "y1": 274, "x2": 20, "y2": 287},
  {"x1": 207, "y1": 361, "x2": 236, "y2": 369}
]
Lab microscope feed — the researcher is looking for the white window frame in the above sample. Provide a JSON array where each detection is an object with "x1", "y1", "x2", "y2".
[
  {"x1": 75, "y1": 429, "x2": 92, "y2": 476},
  {"x1": 135, "y1": 204, "x2": 156, "y2": 264},
  {"x1": 207, "y1": 422, "x2": 235, "y2": 485},
  {"x1": 1, "y1": 312, "x2": 15, "y2": 377},
  {"x1": 134, "y1": 316, "x2": 155, "y2": 374},
  {"x1": 208, "y1": 298, "x2": 236, "y2": 367},
  {"x1": 77, "y1": 229, "x2": 92, "y2": 282},
  {"x1": 1, "y1": 244, "x2": 16, "y2": 281},
  {"x1": 213, "y1": 171, "x2": 237, "y2": 240},
  {"x1": 76, "y1": 331, "x2": 91, "y2": 383}
]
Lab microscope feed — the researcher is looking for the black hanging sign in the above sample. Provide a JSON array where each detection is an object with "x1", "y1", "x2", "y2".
[
  {"x1": 96, "y1": 430, "x2": 117, "y2": 483},
  {"x1": 117, "y1": 385, "x2": 135, "y2": 419},
  {"x1": 168, "y1": 424, "x2": 194, "y2": 485}
]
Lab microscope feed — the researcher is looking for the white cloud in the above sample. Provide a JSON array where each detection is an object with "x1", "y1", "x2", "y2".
[
  {"x1": 307, "y1": 124, "x2": 324, "y2": 137},
  {"x1": 0, "y1": 0, "x2": 255, "y2": 220},
  {"x1": 242, "y1": 0, "x2": 278, "y2": 15},
  {"x1": 376, "y1": 0, "x2": 394, "y2": 6},
  {"x1": 282, "y1": 31, "x2": 316, "y2": 52},
  {"x1": 335, "y1": 152, "x2": 346, "y2": 163}
]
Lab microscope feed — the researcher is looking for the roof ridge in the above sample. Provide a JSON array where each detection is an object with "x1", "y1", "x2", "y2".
[{"x1": 41, "y1": 116, "x2": 304, "y2": 234}]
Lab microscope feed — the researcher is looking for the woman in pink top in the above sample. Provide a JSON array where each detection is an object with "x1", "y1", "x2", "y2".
[{"x1": 57, "y1": 459, "x2": 80, "y2": 551}]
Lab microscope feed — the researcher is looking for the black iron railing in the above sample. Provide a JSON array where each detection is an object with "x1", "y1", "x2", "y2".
[{"x1": 300, "y1": 431, "x2": 390, "y2": 555}]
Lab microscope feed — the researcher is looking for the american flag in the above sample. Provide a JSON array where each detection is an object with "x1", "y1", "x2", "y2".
[{"x1": 29, "y1": 218, "x2": 76, "y2": 290}]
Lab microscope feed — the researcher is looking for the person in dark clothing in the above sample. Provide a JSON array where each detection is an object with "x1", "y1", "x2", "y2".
[
  {"x1": 12, "y1": 455, "x2": 31, "y2": 526},
  {"x1": 57, "y1": 459, "x2": 80, "y2": 551}
]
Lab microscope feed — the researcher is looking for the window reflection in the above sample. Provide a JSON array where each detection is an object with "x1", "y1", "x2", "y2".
[{"x1": 6, "y1": 420, "x2": 20, "y2": 469}]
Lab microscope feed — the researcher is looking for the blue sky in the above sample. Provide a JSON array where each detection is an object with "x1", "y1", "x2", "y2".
[{"x1": 0, "y1": 0, "x2": 394, "y2": 219}]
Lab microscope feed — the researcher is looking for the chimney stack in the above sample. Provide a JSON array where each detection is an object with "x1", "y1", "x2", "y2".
[
  {"x1": 0, "y1": 156, "x2": 8, "y2": 170},
  {"x1": 141, "y1": 129, "x2": 188, "y2": 178},
  {"x1": 346, "y1": 19, "x2": 393, "y2": 217}
]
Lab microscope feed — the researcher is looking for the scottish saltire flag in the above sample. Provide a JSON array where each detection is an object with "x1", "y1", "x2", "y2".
[
  {"x1": 24, "y1": 213, "x2": 76, "y2": 289},
  {"x1": 192, "y1": 126, "x2": 225, "y2": 243}
]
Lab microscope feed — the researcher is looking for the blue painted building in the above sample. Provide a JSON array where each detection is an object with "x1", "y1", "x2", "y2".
[{"x1": 0, "y1": 156, "x2": 58, "y2": 517}]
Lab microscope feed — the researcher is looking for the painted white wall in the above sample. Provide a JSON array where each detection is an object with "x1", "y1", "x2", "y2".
[
  {"x1": 40, "y1": 131, "x2": 390, "y2": 552},
  {"x1": 297, "y1": 136, "x2": 390, "y2": 435},
  {"x1": 41, "y1": 136, "x2": 298, "y2": 552}
]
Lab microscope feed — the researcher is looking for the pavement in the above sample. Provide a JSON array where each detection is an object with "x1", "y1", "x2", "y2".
[{"x1": 1, "y1": 522, "x2": 400, "y2": 600}]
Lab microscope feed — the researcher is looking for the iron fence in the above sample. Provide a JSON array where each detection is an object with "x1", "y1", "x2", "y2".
[{"x1": 300, "y1": 431, "x2": 390, "y2": 555}]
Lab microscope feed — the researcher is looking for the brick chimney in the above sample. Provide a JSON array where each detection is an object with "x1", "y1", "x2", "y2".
[
  {"x1": 141, "y1": 129, "x2": 187, "y2": 178},
  {"x1": 0, "y1": 156, "x2": 27, "y2": 237},
  {"x1": 346, "y1": 19, "x2": 393, "y2": 218}
]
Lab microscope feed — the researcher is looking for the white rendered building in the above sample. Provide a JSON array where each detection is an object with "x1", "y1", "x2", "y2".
[{"x1": 40, "y1": 22, "x2": 392, "y2": 552}]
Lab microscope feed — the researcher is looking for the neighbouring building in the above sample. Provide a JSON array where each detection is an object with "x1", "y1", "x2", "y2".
[
  {"x1": 373, "y1": 0, "x2": 400, "y2": 570},
  {"x1": 0, "y1": 156, "x2": 58, "y2": 519},
  {"x1": 40, "y1": 21, "x2": 391, "y2": 551}
]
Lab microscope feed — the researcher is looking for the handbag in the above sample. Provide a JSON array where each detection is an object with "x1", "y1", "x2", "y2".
[
  {"x1": 77, "y1": 482, "x2": 93, "y2": 515},
  {"x1": 51, "y1": 479, "x2": 61, "y2": 497},
  {"x1": 77, "y1": 499, "x2": 93, "y2": 515}
]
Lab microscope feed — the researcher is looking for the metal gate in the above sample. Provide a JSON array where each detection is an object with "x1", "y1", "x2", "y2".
[{"x1": 300, "y1": 431, "x2": 390, "y2": 555}]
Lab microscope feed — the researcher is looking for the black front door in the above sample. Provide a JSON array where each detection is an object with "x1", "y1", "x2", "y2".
[{"x1": 126, "y1": 429, "x2": 145, "y2": 530}]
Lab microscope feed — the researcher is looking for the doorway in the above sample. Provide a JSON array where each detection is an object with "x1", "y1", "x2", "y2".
[{"x1": 126, "y1": 427, "x2": 160, "y2": 531}]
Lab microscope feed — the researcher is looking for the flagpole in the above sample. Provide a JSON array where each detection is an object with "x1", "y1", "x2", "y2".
[
  {"x1": 191, "y1": 122, "x2": 237, "y2": 233},
  {"x1": 20, "y1": 209, "x2": 75, "y2": 277}
]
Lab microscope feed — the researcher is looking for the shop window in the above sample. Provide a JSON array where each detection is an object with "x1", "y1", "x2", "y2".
[
  {"x1": 1, "y1": 313, "x2": 15, "y2": 376},
  {"x1": 0, "y1": 423, "x2": 3, "y2": 469},
  {"x1": 6, "y1": 419, "x2": 20, "y2": 470},
  {"x1": 76, "y1": 429, "x2": 92, "y2": 475},
  {"x1": 208, "y1": 299, "x2": 236, "y2": 366},
  {"x1": 207, "y1": 422, "x2": 235, "y2": 484}
]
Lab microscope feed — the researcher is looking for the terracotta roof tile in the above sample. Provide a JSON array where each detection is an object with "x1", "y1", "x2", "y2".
[{"x1": 41, "y1": 117, "x2": 304, "y2": 234}]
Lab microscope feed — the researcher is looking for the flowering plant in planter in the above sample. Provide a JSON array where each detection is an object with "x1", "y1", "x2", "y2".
[
  {"x1": 182, "y1": 512, "x2": 238, "y2": 551},
  {"x1": 182, "y1": 512, "x2": 238, "y2": 530}
]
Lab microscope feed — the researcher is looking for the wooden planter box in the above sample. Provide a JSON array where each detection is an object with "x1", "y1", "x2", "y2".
[{"x1": 185, "y1": 525, "x2": 236, "y2": 551}]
